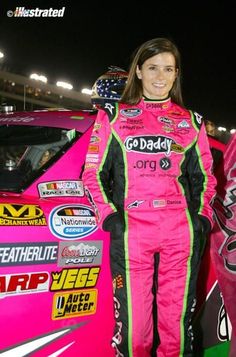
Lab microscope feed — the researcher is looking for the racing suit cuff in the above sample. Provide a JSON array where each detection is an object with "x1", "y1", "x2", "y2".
[
  {"x1": 199, "y1": 215, "x2": 212, "y2": 235},
  {"x1": 102, "y1": 212, "x2": 124, "y2": 232}
]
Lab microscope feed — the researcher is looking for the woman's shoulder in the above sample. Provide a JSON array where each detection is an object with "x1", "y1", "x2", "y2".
[{"x1": 169, "y1": 102, "x2": 192, "y2": 118}]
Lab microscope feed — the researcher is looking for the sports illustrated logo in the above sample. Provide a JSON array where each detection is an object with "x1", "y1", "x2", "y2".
[
  {"x1": 7, "y1": 7, "x2": 65, "y2": 18},
  {"x1": 124, "y1": 135, "x2": 178, "y2": 156}
]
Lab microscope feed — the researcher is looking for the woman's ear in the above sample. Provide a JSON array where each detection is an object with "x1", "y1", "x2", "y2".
[{"x1": 136, "y1": 66, "x2": 142, "y2": 79}]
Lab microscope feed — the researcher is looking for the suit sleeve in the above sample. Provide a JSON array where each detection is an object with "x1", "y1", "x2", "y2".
[
  {"x1": 188, "y1": 115, "x2": 217, "y2": 228},
  {"x1": 82, "y1": 109, "x2": 117, "y2": 226}
]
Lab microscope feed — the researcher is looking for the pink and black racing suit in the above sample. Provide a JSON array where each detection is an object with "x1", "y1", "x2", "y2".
[{"x1": 82, "y1": 98, "x2": 216, "y2": 357}]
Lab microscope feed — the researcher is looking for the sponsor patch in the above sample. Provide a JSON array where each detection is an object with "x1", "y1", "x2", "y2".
[
  {"x1": 49, "y1": 204, "x2": 97, "y2": 239},
  {"x1": 171, "y1": 143, "x2": 184, "y2": 153},
  {"x1": 84, "y1": 163, "x2": 97, "y2": 170},
  {"x1": 88, "y1": 144, "x2": 99, "y2": 153},
  {"x1": 85, "y1": 154, "x2": 99, "y2": 163},
  {"x1": 58, "y1": 241, "x2": 102, "y2": 267},
  {"x1": 162, "y1": 125, "x2": 174, "y2": 133},
  {"x1": 159, "y1": 157, "x2": 171, "y2": 170},
  {"x1": 38, "y1": 180, "x2": 84, "y2": 198},
  {"x1": 93, "y1": 123, "x2": 102, "y2": 131},
  {"x1": 124, "y1": 135, "x2": 177, "y2": 156},
  {"x1": 177, "y1": 120, "x2": 190, "y2": 129},
  {"x1": 89, "y1": 135, "x2": 101, "y2": 144},
  {"x1": 0, "y1": 204, "x2": 46, "y2": 226},
  {"x1": 158, "y1": 116, "x2": 174, "y2": 125},
  {"x1": 0, "y1": 242, "x2": 58, "y2": 266},
  {"x1": 119, "y1": 125, "x2": 144, "y2": 130},
  {"x1": 120, "y1": 108, "x2": 142, "y2": 118},
  {"x1": 52, "y1": 289, "x2": 98, "y2": 319},
  {"x1": 50, "y1": 267, "x2": 100, "y2": 291},
  {"x1": 0, "y1": 271, "x2": 49, "y2": 297},
  {"x1": 145, "y1": 102, "x2": 169, "y2": 110}
]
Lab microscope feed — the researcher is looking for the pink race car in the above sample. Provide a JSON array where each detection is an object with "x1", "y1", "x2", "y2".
[{"x1": 0, "y1": 109, "x2": 115, "y2": 356}]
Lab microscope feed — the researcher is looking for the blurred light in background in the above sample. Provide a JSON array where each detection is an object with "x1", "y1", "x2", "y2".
[
  {"x1": 218, "y1": 126, "x2": 227, "y2": 132},
  {"x1": 81, "y1": 88, "x2": 92, "y2": 95},
  {"x1": 30, "y1": 73, "x2": 48, "y2": 83},
  {"x1": 56, "y1": 81, "x2": 73, "y2": 90}
]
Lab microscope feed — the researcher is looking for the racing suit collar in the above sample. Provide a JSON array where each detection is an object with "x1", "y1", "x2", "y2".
[{"x1": 140, "y1": 97, "x2": 172, "y2": 112}]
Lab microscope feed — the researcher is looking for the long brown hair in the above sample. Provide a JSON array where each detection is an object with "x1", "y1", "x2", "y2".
[{"x1": 121, "y1": 38, "x2": 184, "y2": 106}]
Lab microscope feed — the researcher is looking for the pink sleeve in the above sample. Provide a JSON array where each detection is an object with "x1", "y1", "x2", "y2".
[
  {"x1": 82, "y1": 109, "x2": 117, "y2": 226},
  {"x1": 196, "y1": 121, "x2": 217, "y2": 227}
]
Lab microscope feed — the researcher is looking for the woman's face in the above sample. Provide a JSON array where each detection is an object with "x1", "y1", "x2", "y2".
[{"x1": 136, "y1": 52, "x2": 177, "y2": 100}]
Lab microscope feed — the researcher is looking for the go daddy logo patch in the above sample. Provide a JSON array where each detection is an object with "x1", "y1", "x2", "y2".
[
  {"x1": 49, "y1": 204, "x2": 97, "y2": 239},
  {"x1": 125, "y1": 135, "x2": 173, "y2": 154},
  {"x1": 124, "y1": 135, "x2": 183, "y2": 155}
]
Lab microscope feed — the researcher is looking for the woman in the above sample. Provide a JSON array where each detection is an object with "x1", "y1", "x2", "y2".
[{"x1": 83, "y1": 38, "x2": 216, "y2": 357}]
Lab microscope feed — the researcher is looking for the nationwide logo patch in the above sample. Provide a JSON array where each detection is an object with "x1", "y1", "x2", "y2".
[{"x1": 49, "y1": 204, "x2": 97, "y2": 239}]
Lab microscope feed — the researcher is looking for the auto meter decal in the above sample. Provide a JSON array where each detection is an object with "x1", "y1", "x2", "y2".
[
  {"x1": 49, "y1": 204, "x2": 97, "y2": 239},
  {"x1": 52, "y1": 289, "x2": 98, "y2": 320}
]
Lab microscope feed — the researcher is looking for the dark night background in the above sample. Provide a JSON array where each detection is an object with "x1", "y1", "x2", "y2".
[{"x1": 0, "y1": 1, "x2": 235, "y2": 129}]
